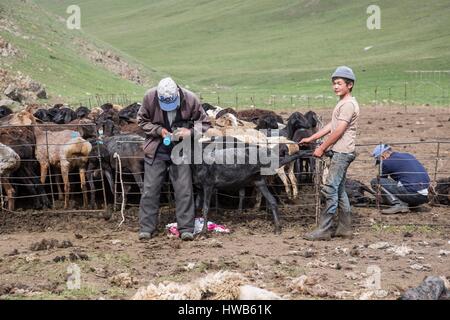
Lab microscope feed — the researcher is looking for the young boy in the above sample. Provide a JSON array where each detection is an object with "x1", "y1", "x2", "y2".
[{"x1": 299, "y1": 66, "x2": 360, "y2": 240}]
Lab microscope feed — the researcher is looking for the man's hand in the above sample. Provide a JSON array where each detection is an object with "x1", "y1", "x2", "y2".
[
  {"x1": 174, "y1": 128, "x2": 191, "y2": 140},
  {"x1": 161, "y1": 128, "x2": 169, "y2": 138},
  {"x1": 313, "y1": 146, "x2": 325, "y2": 158}
]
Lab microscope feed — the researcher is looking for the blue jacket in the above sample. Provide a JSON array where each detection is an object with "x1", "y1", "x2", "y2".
[{"x1": 381, "y1": 152, "x2": 430, "y2": 193}]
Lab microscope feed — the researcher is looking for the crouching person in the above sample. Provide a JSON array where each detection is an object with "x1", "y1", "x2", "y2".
[
  {"x1": 137, "y1": 77, "x2": 210, "y2": 241},
  {"x1": 370, "y1": 144, "x2": 430, "y2": 214}
]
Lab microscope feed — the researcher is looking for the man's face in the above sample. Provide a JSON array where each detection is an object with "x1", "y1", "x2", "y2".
[{"x1": 332, "y1": 78, "x2": 352, "y2": 97}]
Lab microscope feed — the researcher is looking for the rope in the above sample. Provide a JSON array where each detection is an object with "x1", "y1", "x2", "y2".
[{"x1": 113, "y1": 152, "x2": 125, "y2": 228}]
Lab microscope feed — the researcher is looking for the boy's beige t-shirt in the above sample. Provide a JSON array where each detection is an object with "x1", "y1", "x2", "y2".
[{"x1": 330, "y1": 97, "x2": 359, "y2": 153}]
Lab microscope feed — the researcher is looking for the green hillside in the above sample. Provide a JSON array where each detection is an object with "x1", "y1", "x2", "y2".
[
  {"x1": 0, "y1": 0, "x2": 162, "y2": 105},
  {"x1": 9, "y1": 0, "x2": 450, "y2": 107}
]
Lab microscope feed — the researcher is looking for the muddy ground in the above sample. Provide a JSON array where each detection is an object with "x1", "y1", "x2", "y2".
[{"x1": 0, "y1": 105, "x2": 449, "y2": 300}]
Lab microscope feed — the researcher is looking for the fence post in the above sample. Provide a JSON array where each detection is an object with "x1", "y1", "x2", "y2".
[
  {"x1": 217, "y1": 94, "x2": 220, "y2": 106},
  {"x1": 45, "y1": 129, "x2": 56, "y2": 208},
  {"x1": 404, "y1": 82, "x2": 407, "y2": 112},
  {"x1": 433, "y1": 142, "x2": 441, "y2": 184},
  {"x1": 235, "y1": 93, "x2": 238, "y2": 108}
]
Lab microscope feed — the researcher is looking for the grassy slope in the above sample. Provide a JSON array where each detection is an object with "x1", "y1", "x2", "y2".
[
  {"x1": 0, "y1": 0, "x2": 162, "y2": 105},
  {"x1": 29, "y1": 1, "x2": 450, "y2": 106}
]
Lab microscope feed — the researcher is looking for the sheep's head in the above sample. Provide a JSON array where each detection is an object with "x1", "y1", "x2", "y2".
[
  {"x1": 9, "y1": 110, "x2": 35, "y2": 126},
  {"x1": 216, "y1": 113, "x2": 238, "y2": 127}
]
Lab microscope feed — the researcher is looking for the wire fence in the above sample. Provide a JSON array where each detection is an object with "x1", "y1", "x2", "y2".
[
  {"x1": 67, "y1": 78, "x2": 450, "y2": 111},
  {"x1": 1, "y1": 123, "x2": 450, "y2": 229},
  {"x1": 0, "y1": 123, "x2": 108, "y2": 215}
]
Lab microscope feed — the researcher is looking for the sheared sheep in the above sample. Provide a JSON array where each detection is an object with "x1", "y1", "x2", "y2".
[{"x1": 132, "y1": 271, "x2": 282, "y2": 300}]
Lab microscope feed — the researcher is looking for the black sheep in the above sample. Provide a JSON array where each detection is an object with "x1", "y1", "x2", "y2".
[
  {"x1": 75, "y1": 106, "x2": 91, "y2": 119},
  {"x1": 0, "y1": 106, "x2": 13, "y2": 119},
  {"x1": 52, "y1": 107, "x2": 77, "y2": 124}
]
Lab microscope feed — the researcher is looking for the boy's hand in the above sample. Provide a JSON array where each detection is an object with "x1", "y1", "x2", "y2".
[
  {"x1": 313, "y1": 146, "x2": 325, "y2": 158},
  {"x1": 299, "y1": 137, "x2": 313, "y2": 145}
]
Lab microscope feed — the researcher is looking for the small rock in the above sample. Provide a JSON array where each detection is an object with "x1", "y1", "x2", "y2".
[
  {"x1": 387, "y1": 245, "x2": 414, "y2": 257},
  {"x1": 36, "y1": 88, "x2": 47, "y2": 99},
  {"x1": 403, "y1": 232, "x2": 413, "y2": 238},
  {"x1": 111, "y1": 239, "x2": 122, "y2": 245},
  {"x1": 57, "y1": 240, "x2": 73, "y2": 248},
  {"x1": 53, "y1": 256, "x2": 66, "y2": 263},
  {"x1": 110, "y1": 273, "x2": 137, "y2": 288},
  {"x1": 74, "y1": 234, "x2": 83, "y2": 239},
  {"x1": 368, "y1": 242, "x2": 391, "y2": 250},
  {"x1": 438, "y1": 250, "x2": 450, "y2": 256},
  {"x1": 69, "y1": 251, "x2": 89, "y2": 261},
  {"x1": 7, "y1": 249, "x2": 19, "y2": 256},
  {"x1": 345, "y1": 272, "x2": 361, "y2": 280},
  {"x1": 208, "y1": 239, "x2": 223, "y2": 248}
]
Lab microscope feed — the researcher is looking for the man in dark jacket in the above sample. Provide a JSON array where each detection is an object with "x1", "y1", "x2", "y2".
[
  {"x1": 371, "y1": 144, "x2": 430, "y2": 214},
  {"x1": 137, "y1": 77, "x2": 210, "y2": 241}
]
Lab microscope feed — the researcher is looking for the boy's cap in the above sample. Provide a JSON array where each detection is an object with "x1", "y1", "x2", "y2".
[
  {"x1": 157, "y1": 77, "x2": 180, "y2": 112},
  {"x1": 332, "y1": 66, "x2": 356, "y2": 81}
]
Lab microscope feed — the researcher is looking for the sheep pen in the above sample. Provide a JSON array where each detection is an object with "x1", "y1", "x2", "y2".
[{"x1": 0, "y1": 104, "x2": 449, "y2": 300}]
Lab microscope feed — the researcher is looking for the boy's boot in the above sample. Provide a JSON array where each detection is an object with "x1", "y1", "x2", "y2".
[
  {"x1": 304, "y1": 210, "x2": 334, "y2": 241},
  {"x1": 334, "y1": 211, "x2": 353, "y2": 238}
]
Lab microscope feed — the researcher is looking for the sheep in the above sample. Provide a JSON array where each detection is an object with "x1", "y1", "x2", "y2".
[
  {"x1": 0, "y1": 117, "x2": 50, "y2": 209},
  {"x1": 132, "y1": 271, "x2": 282, "y2": 300},
  {"x1": 0, "y1": 106, "x2": 13, "y2": 119},
  {"x1": 237, "y1": 108, "x2": 283, "y2": 124},
  {"x1": 33, "y1": 108, "x2": 52, "y2": 122},
  {"x1": 10, "y1": 110, "x2": 92, "y2": 209},
  {"x1": 432, "y1": 177, "x2": 450, "y2": 205},
  {"x1": 282, "y1": 112, "x2": 315, "y2": 184},
  {"x1": 0, "y1": 142, "x2": 20, "y2": 210},
  {"x1": 191, "y1": 135, "x2": 311, "y2": 234},
  {"x1": 204, "y1": 113, "x2": 300, "y2": 210},
  {"x1": 52, "y1": 107, "x2": 77, "y2": 124},
  {"x1": 118, "y1": 102, "x2": 141, "y2": 122},
  {"x1": 75, "y1": 106, "x2": 90, "y2": 119}
]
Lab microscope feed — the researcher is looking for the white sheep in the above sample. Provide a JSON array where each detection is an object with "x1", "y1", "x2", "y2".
[
  {"x1": 132, "y1": 271, "x2": 282, "y2": 300},
  {"x1": 0, "y1": 142, "x2": 20, "y2": 210}
]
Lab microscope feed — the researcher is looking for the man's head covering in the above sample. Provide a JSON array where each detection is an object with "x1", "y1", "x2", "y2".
[
  {"x1": 372, "y1": 144, "x2": 391, "y2": 164},
  {"x1": 157, "y1": 77, "x2": 180, "y2": 112}
]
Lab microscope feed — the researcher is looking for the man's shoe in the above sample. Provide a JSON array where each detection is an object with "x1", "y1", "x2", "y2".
[
  {"x1": 381, "y1": 204, "x2": 410, "y2": 214},
  {"x1": 180, "y1": 232, "x2": 194, "y2": 241},
  {"x1": 138, "y1": 232, "x2": 152, "y2": 241}
]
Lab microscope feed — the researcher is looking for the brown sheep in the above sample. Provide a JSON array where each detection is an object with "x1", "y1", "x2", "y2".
[{"x1": 9, "y1": 111, "x2": 92, "y2": 209}]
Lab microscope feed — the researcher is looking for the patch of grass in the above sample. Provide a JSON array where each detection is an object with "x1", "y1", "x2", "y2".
[
  {"x1": 371, "y1": 223, "x2": 439, "y2": 234},
  {"x1": 2, "y1": 287, "x2": 100, "y2": 300},
  {"x1": 37, "y1": 0, "x2": 450, "y2": 106}
]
